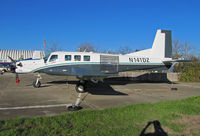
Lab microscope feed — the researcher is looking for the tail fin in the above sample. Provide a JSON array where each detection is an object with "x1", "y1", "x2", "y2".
[
  {"x1": 127, "y1": 29, "x2": 172, "y2": 59},
  {"x1": 152, "y1": 30, "x2": 172, "y2": 58}
]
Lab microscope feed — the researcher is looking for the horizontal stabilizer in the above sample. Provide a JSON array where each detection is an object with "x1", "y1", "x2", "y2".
[{"x1": 163, "y1": 59, "x2": 192, "y2": 64}]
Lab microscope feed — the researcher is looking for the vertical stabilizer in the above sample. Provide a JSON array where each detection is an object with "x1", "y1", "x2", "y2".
[
  {"x1": 126, "y1": 29, "x2": 172, "y2": 59},
  {"x1": 152, "y1": 30, "x2": 172, "y2": 58}
]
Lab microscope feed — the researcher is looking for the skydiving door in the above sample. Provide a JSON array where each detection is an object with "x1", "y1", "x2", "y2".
[{"x1": 100, "y1": 55, "x2": 119, "y2": 73}]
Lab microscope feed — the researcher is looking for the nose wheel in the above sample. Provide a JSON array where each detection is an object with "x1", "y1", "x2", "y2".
[
  {"x1": 33, "y1": 73, "x2": 42, "y2": 88},
  {"x1": 33, "y1": 80, "x2": 41, "y2": 88}
]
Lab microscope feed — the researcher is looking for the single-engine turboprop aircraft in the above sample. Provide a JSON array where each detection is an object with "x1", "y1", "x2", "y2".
[{"x1": 14, "y1": 29, "x2": 182, "y2": 110}]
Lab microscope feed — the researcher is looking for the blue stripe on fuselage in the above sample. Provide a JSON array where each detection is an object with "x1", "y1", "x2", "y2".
[{"x1": 0, "y1": 62, "x2": 11, "y2": 67}]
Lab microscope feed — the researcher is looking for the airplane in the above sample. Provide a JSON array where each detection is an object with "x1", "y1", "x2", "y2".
[
  {"x1": 0, "y1": 59, "x2": 15, "y2": 74},
  {"x1": 14, "y1": 29, "x2": 184, "y2": 110}
]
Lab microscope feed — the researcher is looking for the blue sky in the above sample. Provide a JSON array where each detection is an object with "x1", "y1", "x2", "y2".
[{"x1": 0, "y1": 0, "x2": 199, "y2": 52}]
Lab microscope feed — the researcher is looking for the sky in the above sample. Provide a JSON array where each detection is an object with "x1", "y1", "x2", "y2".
[{"x1": 0, "y1": 0, "x2": 200, "y2": 52}]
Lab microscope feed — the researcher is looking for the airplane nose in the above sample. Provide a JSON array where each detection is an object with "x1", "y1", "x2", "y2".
[
  {"x1": 15, "y1": 62, "x2": 22, "y2": 73},
  {"x1": 15, "y1": 66, "x2": 20, "y2": 73}
]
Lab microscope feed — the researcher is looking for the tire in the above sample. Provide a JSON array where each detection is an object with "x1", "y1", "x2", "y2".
[
  {"x1": 67, "y1": 106, "x2": 82, "y2": 111},
  {"x1": 75, "y1": 83, "x2": 85, "y2": 93},
  {"x1": 33, "y1": 81, "x2": 41, "y2": 88}
]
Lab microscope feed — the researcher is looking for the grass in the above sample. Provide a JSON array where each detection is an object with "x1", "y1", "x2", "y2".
[{"x1": 1, "y1": 96, "x2": 200, "y2": 136}]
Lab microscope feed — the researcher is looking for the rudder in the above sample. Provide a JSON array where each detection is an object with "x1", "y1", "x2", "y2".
[{"x1": 152, "y1": 30, "x2": 172, "y2": 58}]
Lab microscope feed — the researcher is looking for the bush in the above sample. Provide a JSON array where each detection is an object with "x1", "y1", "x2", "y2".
[{"x1": 174, "y1": 62, "x2": 200, "y2": 82}]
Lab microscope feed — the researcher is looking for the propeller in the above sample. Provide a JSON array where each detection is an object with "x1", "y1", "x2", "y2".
[
  {"x1": 7, "y1": 56, "x2": 20, "y2": 86},
  {"x1": 8, "y1": 56, "x2": 17, "y2": 73}
]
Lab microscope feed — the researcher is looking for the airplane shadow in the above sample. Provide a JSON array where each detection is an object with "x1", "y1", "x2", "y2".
[
  {"x1": 86, "y1": 82, "x2": 128, "y2": 95},
  {"x1": 26, "y1": 84, "x2": 52, "y2": 88},
  {"x1": 47, "y1": 80, "x2": 128, "y2": 96},
  {"x1": 45, "y1": 74, "x2": 178, "y2": 95},
  {"x1": 106, "y1": 76, "x2": 178, "y2": 85}
]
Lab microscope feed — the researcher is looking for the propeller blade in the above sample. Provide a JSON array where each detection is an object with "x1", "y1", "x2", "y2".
[
  {"x1": 7, "y1": 56, "x2": 17, "y2": 73},
  {"x1": 8, "y1": 56, "x2": 16, "y2": 63}
]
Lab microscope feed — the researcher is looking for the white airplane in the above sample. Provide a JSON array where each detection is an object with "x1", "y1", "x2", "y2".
[{"x1": 14, "y1": 29, "x2": 182, "y2": 110}]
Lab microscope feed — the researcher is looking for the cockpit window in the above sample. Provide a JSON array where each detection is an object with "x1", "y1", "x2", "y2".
[
  {"x1": 74, "y1": 55, "x2": 81, "y2": 61},
  {"x1": 65, "y1": 55, "x2": 71, "y2": 61},
  {"x1": 84, "y1": 56, "x2": 90, "y2": 61},
  {"x1": 43, "y1": 54, "x2": 50, "y2": 63},
  {"x1": 49, "y1": 55, "x2": 58, "y2": 62}
]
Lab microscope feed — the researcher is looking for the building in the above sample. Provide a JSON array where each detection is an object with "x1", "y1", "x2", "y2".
[{"x1": 0, "y1": 49, "x2": 45, "y2": 64}]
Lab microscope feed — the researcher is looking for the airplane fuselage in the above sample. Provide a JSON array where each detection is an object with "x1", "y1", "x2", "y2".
[{"x1": 16, "y1": 51, "x2": 170, "y2": 77}]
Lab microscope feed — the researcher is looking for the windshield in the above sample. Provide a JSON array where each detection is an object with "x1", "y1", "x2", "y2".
[{"x1": 43, "y1": 54, "x2": 50, "y2": 63}]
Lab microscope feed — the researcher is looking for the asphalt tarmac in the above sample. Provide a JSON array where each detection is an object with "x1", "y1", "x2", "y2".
[{"x1": 0, "y1": 73, "x2": 200, "y2": 120}]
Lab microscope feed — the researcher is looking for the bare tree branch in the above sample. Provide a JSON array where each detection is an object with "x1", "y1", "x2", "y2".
[
  {"x1": 117, "y1": 46, "x2": 133, "y2": 55},
  {"x1": 172, "y1": 40, "x2": 196, "y2": 60},
  {"x1": 45, "y1": 42, "x2": 61, "y2": 55},
  {"x1": 77, "y1": 42, "x2": 98, "y2": 52}
]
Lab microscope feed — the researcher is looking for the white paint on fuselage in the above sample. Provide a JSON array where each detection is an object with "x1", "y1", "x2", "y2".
[{"x1": 16, "y1": 51, "x2": 171, "y2": 74}]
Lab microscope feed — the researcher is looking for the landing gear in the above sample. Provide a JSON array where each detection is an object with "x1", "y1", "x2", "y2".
[
  {"x1": 75, "y1": 83, "x2": 85, "y2": 93},
  {"x1": 33, "y1": 80, "x2": 41, "y2": 88},
  {"x1": 67, "y1": 80, "x2": 88, "y2": 111},
  {"x1": 33, "y1": 73, "x2": 42, "y2": 88},
  {"x1": 67, "y1": 93, "x2": 83, "y2": 111},
  {"x1": 75, "y1": 80, "x2": 87, "y2": 93}
]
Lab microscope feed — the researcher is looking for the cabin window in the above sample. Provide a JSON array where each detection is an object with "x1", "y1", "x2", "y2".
[
  {"x1": 65, "y1": 55, "x2": 71, "y2": 61},
  {"x1": 74, "y1": 55, "x2": 81, "y2": 61},
  {"x1": 84, "y1": 56, "x2": 90, "y2": 61},
  {"x1": 49, "y1": 55, "x2": 58, "y2": 62}
]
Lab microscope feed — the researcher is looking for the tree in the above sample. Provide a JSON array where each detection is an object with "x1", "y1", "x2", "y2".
[
  {"x1": 117, "y1": 46, "x2": 133, "y2": 55},
  {"x1": 172, "y1": 40, "x2": 181, "y2": 59},
  {"x1": 172, "y1": 39, "x2": 199, "y2": 73},
  {"x1": 44, "y1": 42, "x2": 61, "y2": 55},
  {"x1": 135, "y1": 49, "x2": 141, "y2": 52},
  {"x1": 77, "y1": 42, "x2": 98, "y2": 52},
  {"x1": 172, "y1": 40, "x2": 196, "y2": 60},
  {"x1": 179, "y1": 41, "x2": 194, "y2": 59},
  {"x1": 102, "y1": 49, "x2": 118, "y2": 54}
]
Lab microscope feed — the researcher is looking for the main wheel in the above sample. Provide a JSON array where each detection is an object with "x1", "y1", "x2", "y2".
[
  {"x1": 75, "y1": 83, "x2": 86, "y2": 93},
  {"x1": 67, "y1": 106, "x2": 82, "y2": 111},
  {"x1": 33, "y1": 81, "x2": 41, "y2": 88}
]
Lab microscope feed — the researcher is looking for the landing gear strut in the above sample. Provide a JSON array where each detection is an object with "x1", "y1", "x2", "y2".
[
  {"x1": 67, "y1": 80, "x2": 88, "y2": 111},
  {"x1": 33, "y1": 74, "x2": 42, "y2": 88},
  {"x1": 67, "y1": 93, "x2": 83, "y2": 111}
]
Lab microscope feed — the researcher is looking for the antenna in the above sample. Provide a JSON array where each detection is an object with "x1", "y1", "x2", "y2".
[{"x1": 43, "y1": 40, "x2": 46, "y2": 48}]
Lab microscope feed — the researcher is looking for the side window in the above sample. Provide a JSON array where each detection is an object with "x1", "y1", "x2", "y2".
[
  {"x1": 84, "y1": 56, "x2": 90, "y2": 61},
  {"x1": 65, "y1": 55, "x2": 71, "y2": 61},
  {"x1": 49, "y1": 55, "x2": 58, "y2": 62},
  {"x1": 74, "y1": 55, "x2": 81, "y2": 61}
]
